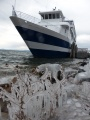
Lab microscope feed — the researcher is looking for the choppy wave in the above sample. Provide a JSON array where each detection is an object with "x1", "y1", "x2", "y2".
[
  {"x1": 0, "y1": 49, "x2": 79, "y2": 79},
  {"x1": 0, "y1": 50, "x2": 32, "y2": 65}
]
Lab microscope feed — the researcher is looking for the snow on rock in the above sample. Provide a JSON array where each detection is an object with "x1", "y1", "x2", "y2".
[
  {"x1": 67, "y1": 99, "x2": 72, "y2": 105},
  {"x1": 82, "y1": 82, "x2": 90, "y2": 97},
  {"x1": 0, "y1": 76, "x2": 15, "y2": 85},
  {"x1": 83, "y1": 59, "x2": 90, "y2": 71},
  {"x1": 64, "y1": 67, "x2": 78, "y2": 79},
  {"x1": 75, "y1": 102, "x2": 81, "y2": 107},
  {"x1": 74, "y1": 60, "x2": 90, "y2": 84},
  {"x1": 74, "y1": 72, "x2": 88, "y2": 84}
]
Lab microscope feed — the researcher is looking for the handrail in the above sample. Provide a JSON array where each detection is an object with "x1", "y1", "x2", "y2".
[
  {"x1": 13, "y1": 11, "x2": 41, "y2": 24},
  {"x1": 12, "y1": 10, "x2": 60, "y2": 32}
]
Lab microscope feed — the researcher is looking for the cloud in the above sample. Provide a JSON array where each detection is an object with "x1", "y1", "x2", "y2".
[
  {"x1": 0, "y1": 23, "x2": 28, "y2": 50},
  {"x1": 77, "y1": 35, "x2": 90, "y2": 43},
  {"x1": 0, "y1": 0, "x2": 90, "y2": 50},
  {"x1": 77, "y1": 35, "x2": 90, "y2": 49}
]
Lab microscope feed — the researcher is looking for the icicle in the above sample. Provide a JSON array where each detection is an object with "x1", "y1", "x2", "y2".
[
  {"x1": 42, "y1": 97, "x2": 44, "y2": 108},
  {"x1": 0, "y1": 104, "x2": 1, "y2": 119},
  {"x1": 64, "y1": 91, "x2": 67, "y2": 104},
  {"x1": 56, "y1": 94, "x2": 59, "y2": 108},
  {"x1": 59, "y1": 83, "x2": 62, "y2": 107}
]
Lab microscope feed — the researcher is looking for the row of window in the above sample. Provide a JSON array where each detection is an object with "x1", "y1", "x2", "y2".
[{"x1": 41, "y1": 13, "x2": 61, "y2": 19}]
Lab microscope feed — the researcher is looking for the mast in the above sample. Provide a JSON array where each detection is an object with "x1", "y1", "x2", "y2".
[{"x1": 12, "y1": 0, "x2": 17, "y2": 16}]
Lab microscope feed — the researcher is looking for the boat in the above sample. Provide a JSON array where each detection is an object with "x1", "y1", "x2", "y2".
[{"x1": 10, "y1": 7, "x2": 76, "y2": 58}]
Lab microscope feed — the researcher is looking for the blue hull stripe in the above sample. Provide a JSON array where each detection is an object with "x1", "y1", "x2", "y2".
[
  {"x1": 16, "y1": 26, "x2": 70, "y2": 49},
  {"x1": 30, "y1": 48, "x2": 70, "y2": 58}
]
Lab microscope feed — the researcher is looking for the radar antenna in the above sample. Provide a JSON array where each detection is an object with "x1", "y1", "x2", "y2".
[{"x1": 53, "y1": 7, "x2": 56, "y2": 10}]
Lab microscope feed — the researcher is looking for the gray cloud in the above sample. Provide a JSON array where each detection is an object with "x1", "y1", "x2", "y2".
[{"x1": 0, "y1": 0, "x2": 90, "y2": 50}]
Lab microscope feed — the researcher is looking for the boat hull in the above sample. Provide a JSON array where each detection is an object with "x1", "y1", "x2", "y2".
[
  {"x1": 30, "y1": 48, "x2": 70, "y2": 58},
  {"x1": 10, "y1": 16, "x2": 71, "y2": 58}
]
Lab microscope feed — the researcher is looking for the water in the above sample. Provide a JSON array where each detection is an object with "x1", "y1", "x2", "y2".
[
  {"x1": 0, "y1": 49, "x2": 74, "y2": 67},
  {"x1": 0, "y1": 50, "x2": 32, "y2": 65},
  {"x1": 0, "y1": 49, "x2": 76, "y2": 82}
]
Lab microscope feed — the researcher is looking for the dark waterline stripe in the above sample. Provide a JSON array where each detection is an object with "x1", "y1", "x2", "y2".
[
  {"x1": 30, "y1": 48, "x2": 70, "y2": 58},
  {"x1": 16, "y1": 26, "x2": 71, "y2": 49}
]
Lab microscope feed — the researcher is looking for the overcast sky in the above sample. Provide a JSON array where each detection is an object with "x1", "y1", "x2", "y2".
[{"x1": 0, "y1": 0, "x2": 90, "y2": 50}]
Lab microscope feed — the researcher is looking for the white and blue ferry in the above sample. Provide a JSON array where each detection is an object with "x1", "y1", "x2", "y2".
[{"x1": 10, "y1": 7, "x2": 76, "y2": 58}]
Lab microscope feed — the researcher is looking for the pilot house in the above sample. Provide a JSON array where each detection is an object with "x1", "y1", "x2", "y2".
[{"x1": 39, "y1": 10, "x2": 65, "y2": 21}]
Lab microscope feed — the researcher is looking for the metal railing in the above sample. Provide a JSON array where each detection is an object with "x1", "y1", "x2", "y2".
[
  {"x1": 12, "y1": 10, "x2": 40, "y2": 24},
  {"x1": 12, "y1": 10, "x2": 60, "y2": 32}
]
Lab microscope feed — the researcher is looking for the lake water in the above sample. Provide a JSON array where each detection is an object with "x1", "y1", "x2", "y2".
[
  {"x1": 0, "y1": 49, "x2": 75, "y2": 66},
  {"x1": 0, "y1": 49, "x2": 80, "y2": 81}
]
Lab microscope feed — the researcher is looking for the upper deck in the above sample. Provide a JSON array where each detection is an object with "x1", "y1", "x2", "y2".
[{"x1": 39, "y1": 10, "x2": 65, "y2": 22}]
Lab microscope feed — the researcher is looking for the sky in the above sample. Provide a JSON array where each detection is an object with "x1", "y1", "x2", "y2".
[{"x1": 0, "y1": 0, "x2": 90, "y2": 50}]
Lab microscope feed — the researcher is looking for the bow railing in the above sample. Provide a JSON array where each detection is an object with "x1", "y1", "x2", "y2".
[{"x1": 12, "y1": 10, "x2": 40, "y2": 24}]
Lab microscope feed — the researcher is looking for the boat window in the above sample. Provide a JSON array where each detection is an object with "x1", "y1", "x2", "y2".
[
  {"x1": 52, "y1": 14, "x2": 55, "y2": 19},
  {"x1": 56, "y1": 13, "x2": 60, "y2": 18},
  {"x1": 41, "y1": 14, "x2": 44, "y2": 19},
  {"x1": 65, "y1": 29, "x2": 67, "y2": 33},
  {"x1": 45, "y1": 14, "x2": 48, "y2": 19},
  {"x1": 49, "y1": 14, "x2": 52, "y2": 19}
]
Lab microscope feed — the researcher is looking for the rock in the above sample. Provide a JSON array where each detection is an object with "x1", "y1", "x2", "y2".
[
  {"x1": 12, "y1": 77, "x2": 17, "y2": 84},
  {"x1": 67, "y1": 99, "x2": 72, "y2": 105},
  {"x1": 80, "y1": 62, "x2": 88, "y2": 66},
  {"x1": 15, "y1": 65, "x2": 19, "y2": 68},
  {"x1": 51, "y1": 77, "x2": 56, "y2": 84},
  {"x1": 57, "y1": 71, "x2": 63, "y2": 80},
  {"x1": 75, "y1": 102, "x2": 81, "y2": 107},
  {"x1": 82, "y1": 82, "x2": 90, "y2": 95},
  {"x1": 78, "y1": 69, "x2": 86, "y2": 73},
  {"x1": 5, "y1": 63, "x2": 8, "y2": 67},
  {"x1": 36, "y1": 64, "x2": 63, "y2": 82},
  {"x1": 64, "y1": 68, "x2": 78, "y2": 79},
  {"x1": 31, "y1": 68, "x2": 36, "y2": 73},
  {"x1": 0, "y1": 99, "x2": 8, "y2": 113},
  {"x1": 74, "y1": 72, "x2": 90, "y2": 84},
  {"x1": 72, "y1": 98, "x2": 78, "y2": 102}
]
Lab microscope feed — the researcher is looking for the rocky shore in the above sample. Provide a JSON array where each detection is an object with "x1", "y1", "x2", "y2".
[{"x1": 0, "y1": 59, "x2": 90, "y2": 120}]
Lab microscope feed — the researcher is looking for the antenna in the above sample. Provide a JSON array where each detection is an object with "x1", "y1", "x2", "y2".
[{"x1": 53, "y1": 7, "x2": 56, "y2": 11}]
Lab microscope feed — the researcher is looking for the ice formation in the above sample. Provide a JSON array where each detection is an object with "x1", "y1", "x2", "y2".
[
  {"x1": 74, "y1": 60, "x2": 90, "y2": 84},
  {"x1": 0, "y1": 62, "x2": 90, "y2": 120},
  {"x1": 0, "y1": 64, "x2": 67, "y2": 120},
  {"x1": 36, "y1": 63, "x2": 63, "y2": 82}
]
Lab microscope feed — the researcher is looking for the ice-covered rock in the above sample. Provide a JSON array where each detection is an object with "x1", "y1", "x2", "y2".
[
  {"x1": 64, "y1": 67, "x2": 78, "y2": 79},
  {"x1": 82, "y1": 82, "x2": 90, "y2": 96},
  {"x1": 0, "y1": 76, "x2": 15, "y2": 85},
  {"x1": 36, "y1": 64, "x2": 63, "y2": 83},
  {"x1": 82, "y1": 60, "x2": 90, "y2": 71},
  {"x1": 74, "y1": 72, "x2": 90, "y2": 84},
  {"x1": 75, "y1": 102, "x2": 81, "y2": 107},
  {"x1": 73, "y1": 60, "x2": 90, "y2": 84},
  {"x1": 67, "y1": 99, "x2": 72, "y2": 105}
]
